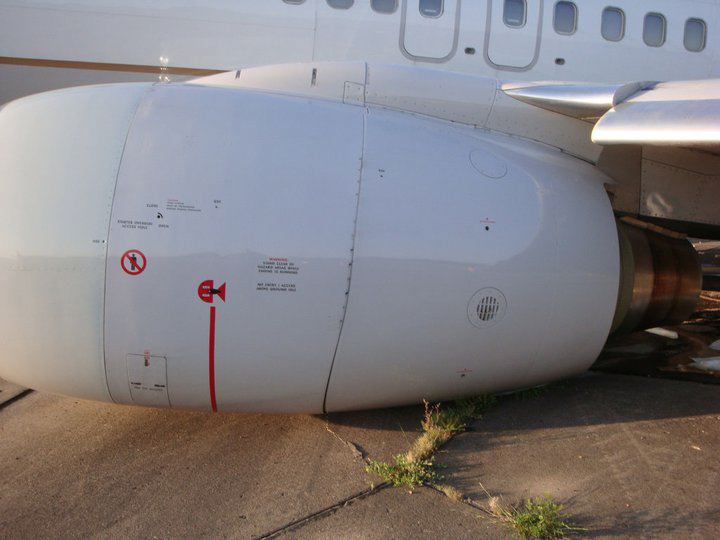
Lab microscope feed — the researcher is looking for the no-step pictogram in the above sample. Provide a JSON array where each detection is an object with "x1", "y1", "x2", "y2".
[{"x1": 121, "y1": 249, "x2": 147, "y2": 276}]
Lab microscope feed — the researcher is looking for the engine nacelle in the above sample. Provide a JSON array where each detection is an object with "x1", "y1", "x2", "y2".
[{"x1": 1, "y1": 81, "x2": 628, "y2": 412}]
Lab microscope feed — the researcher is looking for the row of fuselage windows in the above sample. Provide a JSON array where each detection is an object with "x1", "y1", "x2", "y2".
[
  {"x1": 283, "y1": 0, "x2": 448, "y2": 17},
  {"x1": 506, "y1": 0, "x2": 707, "y2": 52},
  {"x1": 284, "y1": 0, "x2": 445, "y2": 16},
  {"x1": 286, "y1": 0, "x2": 708, "y2": 53},
  {"x1": 284, "y1": 0, "x2": 401, "y2": 14}
]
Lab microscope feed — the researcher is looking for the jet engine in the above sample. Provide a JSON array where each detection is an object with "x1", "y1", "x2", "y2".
[{"x1": 0, "y1": 78, "x2": 700, "y2": 413}]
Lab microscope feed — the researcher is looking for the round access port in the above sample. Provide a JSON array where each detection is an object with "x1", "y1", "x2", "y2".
[{"x1": 467, "y1": 288, "x2": 508, "y2": 329}]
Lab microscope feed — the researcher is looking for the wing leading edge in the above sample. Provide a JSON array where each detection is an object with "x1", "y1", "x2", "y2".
[{"x1": 503, "y1": 79, "x2": 720, "y2": 151}]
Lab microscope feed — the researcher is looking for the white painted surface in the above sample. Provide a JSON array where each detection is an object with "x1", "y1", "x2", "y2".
[
  {"x1": 0, "y1": 83, "x2": 150, "y2": 401},
  {"x1": 127, "y1": 354, "x2": 170, "y2": 407},
  {"x1": 195, "y1": 61, "x2": 600, "y2": 162},
  {"x1": 0, "y1": 0, "x2": 717, "y2": 168},
  {"x1": 104, "y1": 84, "x2": 363, "y2": 413},
  {"x1": 195, "y1": 62, "x2": 498, "y2": 127},
  {"x1": 0, "y1": 1, "x2": 315, "y2": 69},
  {"x1": 402, "y1": 0, "x2": 459, "y2": 60},
  {"x1": 0, "y1": 0, "x2": 717, "y2": 105},
  {"x1": 365, "y1": 63, "x2": 497, "y2": 125},
  {"x1": 0, "y1": 78, "x2": 621, "y2": 412},
  {"x1": 195, "y1": 62, "x2": 368, "y2": 105},
  {"x1": 313, "y1": 0, "x2": 405, "y2": 65},
  {"x1": 0, "y1": 0, "x2": 717, "y2": 412},
  {"x1": 325, "y1": 108, "x2": 620, "y2": 411},
  {"x1": 486, "y1": 0, "x2": 543, "y2": 69}
]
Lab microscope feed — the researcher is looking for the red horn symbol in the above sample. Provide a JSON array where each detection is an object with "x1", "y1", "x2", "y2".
[{"x1": 198, "y1": 280, "x2": 227, "y2": 304}]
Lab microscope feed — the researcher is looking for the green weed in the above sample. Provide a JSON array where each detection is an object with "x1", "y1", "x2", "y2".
[
  {"x1": 492, "y1": 496, "x2": 583, "y2": 539},
  {"x1": 365, "y1": 454, "x2": 437, "y2": 488},
  {"x1": 366, "y1": 395, "x2": 495, "y2": 486}
]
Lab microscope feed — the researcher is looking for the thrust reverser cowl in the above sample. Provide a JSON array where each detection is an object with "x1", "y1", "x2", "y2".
[{"x1": 0, "y1": 82, "x2": 621, "y2": 413}]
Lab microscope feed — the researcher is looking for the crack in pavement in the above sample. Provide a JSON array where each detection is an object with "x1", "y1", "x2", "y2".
[
  {"x1": 426, "y1": 481, "x2": 496, "y2": 519},
  {"x1": 258, "y1": 482, "x2": 499, "y2": 540},
  {"x1": 255, "y1": 483, "x2": 389, "y2": 539},
  {"x1": 0, "y1": 389, "x2": 33, "y2": 411},
  {"x1": 325, "y1": 423, "x2": 370, "y2": 463},
  {"x1": 256, "y1": 421, "x2": 387, "y2": 539},
  {"x1": 255, "y1": 408, "x2": 499, "y2": 539}
]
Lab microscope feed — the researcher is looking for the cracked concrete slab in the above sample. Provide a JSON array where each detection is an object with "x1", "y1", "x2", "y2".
[
  {"x1": 0, "y1": 392, "x2": 422, "y2": 538},
  {"x1": 440, "y1": 373, "x2": 720, "y2": 539},
  {"x1": 0, "y1": 378, "x2": 27, "y2": 407},
  {"x1": 325, "y1": 406, "x2": 424, "y2": 464},
  {"x1": 4, "y1": 358, "x2": 720, "y2": 537},
  {"x1": 281, "y1": 486, "x2": 509, "y2": 539}
]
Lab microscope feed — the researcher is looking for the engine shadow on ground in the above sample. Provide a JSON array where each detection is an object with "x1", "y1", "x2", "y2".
[
  {"x1": 562, "y1": 506, "x2": 720, "y2": 538},
  {"x1": 330, "y1": 346, "x2": 720, "y2": 436},
  {"x1": 437, "y1": 372, "x2": 720, "y2": 538}
]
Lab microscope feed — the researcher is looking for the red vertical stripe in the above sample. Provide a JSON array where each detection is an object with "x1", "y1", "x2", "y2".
[{"x1": 209, "y1": 305, "x2": 218, "y2": 413}]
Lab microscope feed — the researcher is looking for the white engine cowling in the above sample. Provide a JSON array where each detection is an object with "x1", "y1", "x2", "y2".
[{"x1": 0, "y1": 81, "x2": 621, "y2": 413}]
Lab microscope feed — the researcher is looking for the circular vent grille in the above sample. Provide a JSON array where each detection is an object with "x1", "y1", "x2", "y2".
[
  {"x1": 467, "y1": 288, "x2": 507, "y2": 329},
  {"x1": 477, "y1": 295, "x2": 500, "y2": 321}
]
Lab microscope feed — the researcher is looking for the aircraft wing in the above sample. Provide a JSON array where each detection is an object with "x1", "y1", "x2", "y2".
[{"x1": 503, "y1": 79, "x2": 720, "y2": 152}]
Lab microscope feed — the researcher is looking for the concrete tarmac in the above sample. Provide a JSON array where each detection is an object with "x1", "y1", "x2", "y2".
[
  {"x1": 2, "y1": 373, "x2": 720, "y2": 538},
  {"x1": 3, "y1": 310, "x2": 720, "y2": 538},
  {"x1": 441, "y1": 374, "x2": 720, "y2": 538},
  {"x1": 0, "y1": 391, "x2": 427, "y2": 538}
]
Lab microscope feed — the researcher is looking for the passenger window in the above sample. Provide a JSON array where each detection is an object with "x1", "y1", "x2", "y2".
[
  {"x1": 420, "y1": 0, "x2": 443, "y2": 18},
  {"x1": 371, "y1": 0, "x2": 398, "y2": 13},
  {"x1": 684, "y1": 18, "x2": 707, "y2": 52},
  {"x1": 553, "y1": 1, "x2": 577, "y2": 35},
  {"x1": 327, "y1": 0, "x2": 353, "y2": 8},
  {"x1": 601, "y1": 7, "x2": 625, "y2": 41},
  {"x1": 503, "y1": 0, "x2": 526, "y2": 28},
  {"x1": 643, "y1": 13, "x2": 666, "y2": 47}
]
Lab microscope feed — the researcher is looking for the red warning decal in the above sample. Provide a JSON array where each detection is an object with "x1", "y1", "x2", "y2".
[
  {"x1": 197, "y1": 279, "x2": 227, "y2": 413},
  {"x1": 208, "y1": 306, "x2": 218, "y2": 413},
  {"x1": 198, "y1": 280, "x2": 226, "y2": 304},
  {"x1": 121, "y1": 249, "x2": 147, "y2": 276}
]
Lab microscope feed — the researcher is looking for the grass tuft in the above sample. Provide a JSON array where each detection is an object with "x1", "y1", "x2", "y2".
[
  {"x1": 491, "y1": 495, "x2": 583, "y2": 539},
  {"x1": 362, "y1": 391, "x2": 585, "y2": 537},
  {"x1": 409, "y1": 396, "x2": 497, "y2": 462},
  {"x1": 365, "y1": 454, "x2": 436, "y2": 488},
  {"x1": 435, "y1": 483, "x2": 465, "y2": 503},
  {"x1": 366, "y1": 395, "x2": 495, "y2": 488},
  {"x1": 363, "y1": 393, "x2": 585, "y2": 537}
]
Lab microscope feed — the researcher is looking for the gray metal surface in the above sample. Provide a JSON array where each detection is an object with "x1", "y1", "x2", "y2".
[
  {"x1": 594, "y1": 80, "x2": 720, "y2": 148},
  {"x1": 612, "y1": 221, "x2": 701, "y2": 334},
  {"x1": 502, "y1": 81, "x2": 648, "y2": 120}
]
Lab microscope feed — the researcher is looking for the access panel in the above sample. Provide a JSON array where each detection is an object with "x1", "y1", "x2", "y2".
[
  {"x1": 104, "y1": 85, "x2": 363, "y2": 413},
  {"x1": 402, "y1": 0, "x2": 460, "y2": 61},
  {"x1": 486, "y1": 0, "x2": 543, "y2": 69}
]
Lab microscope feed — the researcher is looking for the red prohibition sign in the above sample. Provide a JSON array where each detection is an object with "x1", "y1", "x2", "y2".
[{"x1": 121, "y1": 249, "x2": 147, "y2": 276}]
